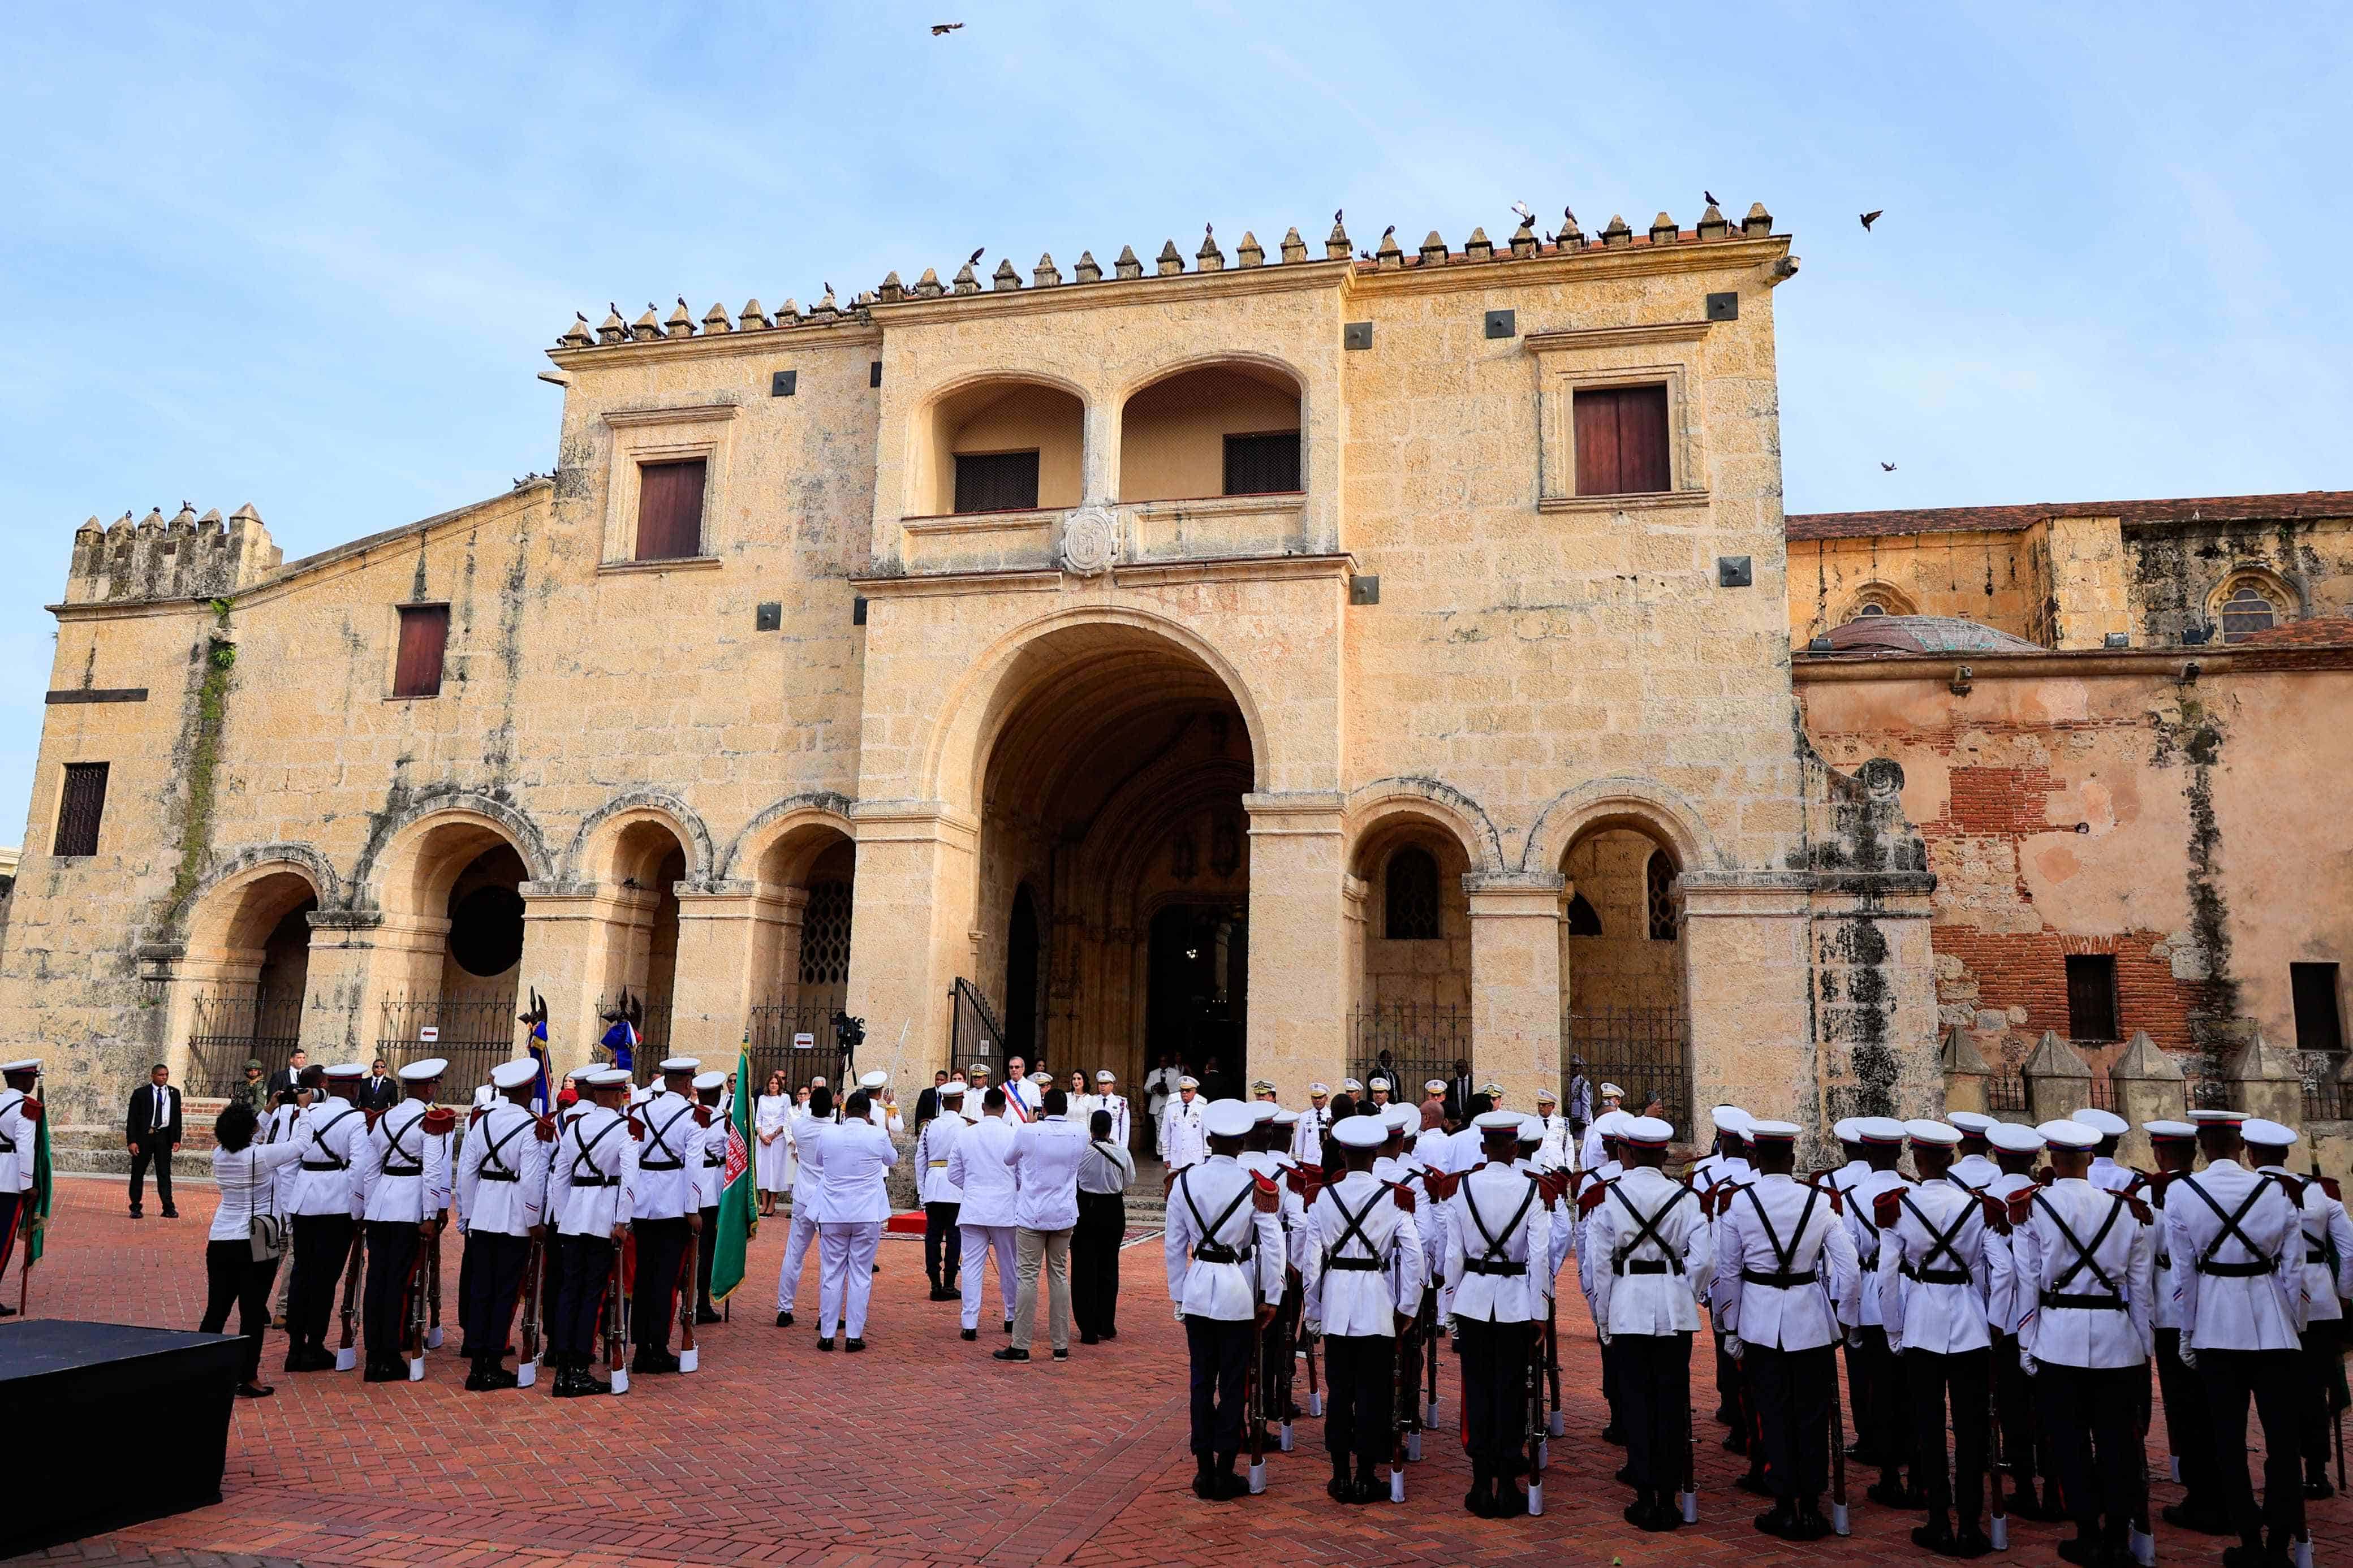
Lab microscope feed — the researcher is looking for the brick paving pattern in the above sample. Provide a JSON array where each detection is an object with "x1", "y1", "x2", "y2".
[{"x1": 6, "y1": 1175, "x2": 2345, "y2": 1568}]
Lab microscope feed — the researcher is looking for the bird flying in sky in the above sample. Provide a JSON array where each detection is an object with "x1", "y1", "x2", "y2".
[
  {"x1": 1860, "y1": 209, "x2": 1884, "y2": 231},
  {"x1": 931, "y1": 21, "x2": 963, "y2": 34}
]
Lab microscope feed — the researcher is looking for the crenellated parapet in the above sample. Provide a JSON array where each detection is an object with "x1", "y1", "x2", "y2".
[{"x1": 64, "y1": 501, "x2": 282, "y2": 606}]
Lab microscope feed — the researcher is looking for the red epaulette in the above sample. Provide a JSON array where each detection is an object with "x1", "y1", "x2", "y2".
[
  {"x1": 692, "y1": 1104, "x2": 714, "y2": 1128},
  {"x1": 627, "y1": 1117, "x2": 647, "y2": 1143},
  {"x1": 533, "y1": 1113, "x2": 559, "y2": 1143},
  {"x1": 2322, "y1": 1176, "x2": 2344, "y2": 1203},
  {"x1": 1578, "y1": 1183, "x2": 1610, "y2": 1216},
  {"x1": 420, "y1": 1105, "x2": 458, "y2": 1136},
  {"x1": 1980, "y1": 1193, "x2": 2011, "y2": 1233},
  {"x1": 1871, "y1": 1189, "x2": 1905, "y2": 1228},
  {"x1": 2007, "y1": 1189, "x2": 2037, "y2": 1225},
  {"x1": 1392, "y1": 1183, "x2": 1417, "y2": 1213}
]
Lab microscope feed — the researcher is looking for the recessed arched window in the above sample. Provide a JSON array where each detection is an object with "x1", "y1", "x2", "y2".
[
  {"x1": 1856, "y1": 602, "x2": 1887, "y2": 616},
  {"x1": 2217, "y1": 584, "x2": 2278, "y2": 643},
  {"x1": 1384, "y1": 846, "x2": 1441, "y2": 940},
  {"x1": 799, "y1": 880, "x2": 853, "y2": 984},
  {"x1": 1566, "y1": 891, "x2": 1603, "y2": 936},
  {"x1": 1645, "y1": 850, "x2": 1678, "y2": 941}
]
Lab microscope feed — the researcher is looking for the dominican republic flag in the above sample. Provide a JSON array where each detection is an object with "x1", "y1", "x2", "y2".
[
  {"x1": 600, "y1": 1017, "x2": 638, "y2": 1075},
  {"x1": 527, "y1": 1020, "x2": 553, "y2": 1116},
  {"x1": 710, "y1": 1040, "x2": 759, "y2": 1302}
]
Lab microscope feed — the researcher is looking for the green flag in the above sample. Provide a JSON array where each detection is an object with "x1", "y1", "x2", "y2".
[
  {"x1": 22, "y1": 1098, "x2": 52, "y2": 1275},
  {"x1": 710, "y1": 1043, "x2": 757, "y2": 1302}
]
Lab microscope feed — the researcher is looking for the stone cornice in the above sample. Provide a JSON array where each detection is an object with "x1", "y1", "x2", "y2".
[
  {"x1": 548, "y1": 318, "x2": 881, "y2": 373},
  {"x1": 852, "y1": 551, "x2": 1353, "y2": 598},
  {"x1": 1523, "y1": 319, "x2": 1716, "y2": 354},
  {"x1": 1794, "y1": 650, "x2": 2234, "y2": 683}
]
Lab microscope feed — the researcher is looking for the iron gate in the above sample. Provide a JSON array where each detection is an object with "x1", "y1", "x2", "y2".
[
  {"x1": 1347, "y1": 1003, "x2": 1470, "y2": 1104},
  {"x1": 747, "y1": 1000, "x2": 852, "y2": 1097},
  {"x1": 949, "y1": 978, "x2": 1009, "y2": 1087},
  {"x1": 184, "y1": 985, "x2": 307, "y2": 1096},
  {"x1": 1561, "y1": 1004, "x2": 1692, "y2": 1131},
  {"x1": 376, "y1": 984, "x2": 520, "y2": 1094}
]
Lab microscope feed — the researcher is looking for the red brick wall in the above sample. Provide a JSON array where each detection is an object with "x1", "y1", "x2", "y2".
[{"x1": 1927, "y1": 926, "x2": 2209, "y2": 1051}]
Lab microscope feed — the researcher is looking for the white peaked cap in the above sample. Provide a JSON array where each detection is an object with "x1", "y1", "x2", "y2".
[
  {"x1": 2143, "y1": 1119, "x2": 2196, "y2": 1141},
  {"x1": 1947, "y1": 1111, "x2": 1998, "y2": 1135},
  {"x1": 398, "y1": 1057, "x2": 448, "y2": 1082},
  {"x1": 1272, "y1": 1108, "x2": 1299, "y2": 1127},
  {"x1": 1748, "y1": 1120, "x2": 1800, "y2": 1142},
  {"x1": 1710, "y1": 1105, "x2": 1753, "y2": 1136},
  {"x1": 1517, "y1": 1114, "x2": 1545, "y2": 1142},
  {"x1": 1333, "y1": 1115, "x2": 1387, "y2": 1150},
  {"x1": 1833, "y1": 1118, "x2": 1863, "y2": 1143},
  {"x1": 1308, "y1": 1083, "x2": 1330, "y2": 1096},
  {"x1": 2071, "y1": 1108, "x2": 2129, "y2": 1138},
  {"x1": 693, "y1": 1070, "x2": 726, "y2": 1090},
  {"x1": 1096, "y1": 1069, "x2": 1117, "y2": 1082},
  {"x1": 1855, "y1": 1117, "x2": 1907, "y2": 1144},
  {"x1": 1473, "y1": 1109, "x2": 1522, "y2": 1133},
  {"x1": 1903, "y1": 1118, "x2": 1960, "y2": 1146},
  {"x1": 1598, "y1": 1082, "x2": 1625, "y2": 1099},
  {"x1": 939, "y1": 1081, "x2": 967, "y2": 1098},
  {"x1": 490, "y1": 1060, "x2": 540, "y2": 1090},
  {"x1": 324, "y1": 1062, "x2": 367, "y2": 1079},
  {"x1": 1385, "y1": 1104, "x2": 1420, "y2": 1133},
  {"x1": 1178, "y1": 1075, "x2": 1200, "y2": 1090},
  {"x1": 584, "y1": 1066, "x2": 632, "y2": 1088},
  {"x1": 1342, "y1": 1078, "x2": 1364, "y2": 1092},
  {"x1": 1986, "y1": 1121, "x2": 2045, "y2": 1153},
  {"x1": 2036, "y1": 1119, "x2": 2100, "y2": 1151},
  {"x1": 1203, "y1": 1099, "x2": 1256, "y2": 1139},
  {"x1": 1249, "y1": 1102, "x2": 1281, "y2": 1124},
  {"x1": 859, "y1": 1069, "x2": 889, "y2": 1089},
  {"x1": 1621, "y1": 1116, "x2": 1674, "y2": 1146},
  {"x1": 659, "y1": 1057, "x2": 700, "y2": 1074},
  {"x1": 2242, "y1": 1118, "x2": 2298, "y2": 1148},
  {"x1": 0, "y1": 1058, "x2": 41, "y2": 1074}
]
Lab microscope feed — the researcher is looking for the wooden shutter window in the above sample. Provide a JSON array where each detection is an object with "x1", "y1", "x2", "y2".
[
  {"x1": 1572, "y1": 385, "x2": 1671, "y2": 496},
  {"x1": 1222, "y1": 431, "x2": 1302, "y2": 495},
  {"x1": 635, "y1": 459, "x2": 708, "y2": 560},
  {"x1": 952, "y1": 451, "x2": 1041, "y2": 514},
  {"x1": 393, "y1": 604, "x2": 450, "y2": 698},
  {"x1": 53, "y1": 761, "x2": 109, "y2": 857},
  {"x1": 2065, "y1": 954, "x2": 2119, "y2": 1042},
  {"x1": 2292, "y1": 962, "x2": 2344, "y2": 1054}
]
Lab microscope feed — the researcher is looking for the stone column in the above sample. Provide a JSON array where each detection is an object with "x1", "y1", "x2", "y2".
[
  {"x1": 294, "y1": 912, "x2": 390, "y2": 1064},
  {"x1": 1940, "y1": 1024, "x2": 1991, "y2": 1115},
  {"x1": 2108, "y1": 1029, "x2": 2186, "y2": 1168},
  {"x1": 1809, "y1": 881, "x2": 1943, "y2": 1124},
  {"x1": 2023, "y1": 1030, "x2": 2091, "y2": 1125},
  {"x1": 517, "y1": 886, "x2": 634, "y2": 1080},
  {"x1": 669, "y1": 882, "x2": 775, "y2": 1065},
  {"x1": 1466, "y1": 871, "x2": 1566, "y2": 1114},
  {"x1": 1679, "y1": 874, "x2": 1813, "y2": 1131},
  {"x1": 844, "y1": 802, "x2": 979, "y2": 1090},
  {"x1": 2228, "y1": 1030, "x2": 2304, "y2": 1133},
  {"x1": 1244, "y1": 792, "x2": 1350, "y2": 1097}
]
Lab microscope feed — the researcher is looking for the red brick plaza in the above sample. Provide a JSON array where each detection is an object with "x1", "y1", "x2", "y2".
[{"x1": 7, "y1": 1176, "x2": 2342, "y2": 1568}]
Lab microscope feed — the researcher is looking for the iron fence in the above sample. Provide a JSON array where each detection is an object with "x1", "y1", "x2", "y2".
[
  {"x1": 184, "y1": 985, "x2": 306, "y2": 1096},
  {"x1": 1562, "y1": 1005, "x2": 1692, "y2": 1131},
  {"x1": 377, "y1": 984, "x2": 520, "y2": 1095},
  {"x1": 747, "y1": 1000, "x2": 852, "y2": 1097},
  {"x1": 2302, "y1": 1051, "x2": 2351, "y2": 1122},
  {"x1": 949, "y1": 978, "x2": 1009, "y2": 1086},
  {"x1": 1348, "y1": 1004, "x2": 1470, "y2": 1105},
  {"x1": 1986, "y1": 1075, "x2": 2029, "y2": 1114}
]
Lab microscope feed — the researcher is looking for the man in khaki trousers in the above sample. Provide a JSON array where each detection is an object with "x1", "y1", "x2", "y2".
[{"x1": 996, "y1": 1088, "x2": 1088, "y2": 1363}]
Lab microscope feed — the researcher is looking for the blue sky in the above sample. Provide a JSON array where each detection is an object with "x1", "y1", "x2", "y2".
[{"x1": 2, "y1": 2, "x2": 2347, "y2": 840}]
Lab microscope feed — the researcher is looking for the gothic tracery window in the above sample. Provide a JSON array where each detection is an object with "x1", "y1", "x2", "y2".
[{"x1": 1384, "y1": 846, "x2": 1441, "y2": 941}]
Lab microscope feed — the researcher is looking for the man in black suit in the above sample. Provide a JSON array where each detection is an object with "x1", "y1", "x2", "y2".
[
  {"x1": 266, "y1": 1047, "x2": 309, "y2": 1100},
  {"x1": 355, "y1": 1057, "x2": 399, "y2": 1113},
  {"x1": 913, "y1": 1069, "x2": 949, "y2": 1131},
  {"x1": 125, "y1": 1062, "x2": 182, "y2": 1218},
  {"x1": 1443, "y1": 1059, "x2": 1476, "y2": 1128}
]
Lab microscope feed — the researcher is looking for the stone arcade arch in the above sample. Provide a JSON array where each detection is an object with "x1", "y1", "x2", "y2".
[
  {"x1": 363, "y1": 810, "x2": 535, "y2": 1087},
  {"x1": 1557, "y1": 811, "x2": 1693, "y2": 1128},
  {"x1": 176, "y1": 859, "x2": 325, "y2": 1093}
]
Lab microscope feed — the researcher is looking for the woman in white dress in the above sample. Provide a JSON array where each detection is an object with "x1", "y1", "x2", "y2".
[{"x1": 754, "y1": 1070, "x2": 792, "y2": 1216}]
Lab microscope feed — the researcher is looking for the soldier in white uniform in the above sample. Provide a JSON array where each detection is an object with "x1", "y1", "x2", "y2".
[
  {"x1": 628, "y1": 1057, "x2": 708, "y2": 1375},
  {"x1": 1945, "y1": 1111, "x2": 2002, "y2": 1193},
  {"x1": 1578, "y1": 1083, "x2": 1626, "y2": 1170},
  {"x1": 856, "y1": 1069, "x2": 903, "y2": 1131},
  {"x1": 1145, "y1": 1054, "x2": 1180, "y2": 1151},
  {"x1": 1842, "y1": 1115, "x2": 1920, "y2": 1507},
  {"x1": 1305, "y1": 1114, "x2": 1423, "y2": 1503},
  {"x1": 773, "y1": 1083, "x2": 834, "y2": 1327},
  {"x1": 1531, "y1": 1090, "x2": 1572, "y2": 1172},
  {"x1": 2012, "y1": 1118, "x2": 2156, "y2": 1566},
  {"x1": 1293, "y1": 1083, "x2": 1333, "y2": 1163},
  {"x1": 0, "y1": 1059, "x2": 44, "y2": 1311},
  {"x1": 454, "y1": 1058, "x2": 552, "y2": 1390},
  {"x1": 811, "y1": 1088, "x2": 898, "y2": 1351},
  {"x1": 916, "y1": 1081, "x2": 966, "y2": 1300},
  {"x1": 2243, "y1": 1118, "x2": 2353, "y2": 1501},
  {"x1": 949, "y1": 1086, "x2": 1021, "y2": 1339},
  {"x1": 1089, "y1": 1069, "x2": 1131, "y2": 1151},
  {"x1": 2139, "y1": 1119, "x2": 2226, "y2": 1534},
  {"x1": 1688, "y1": 1106, "x2": 1758, "y2": 1476},
  {"x1": 1243, "y1": 1104, "x2": 1305, "y2": 1416},
  {"x1": 1984, "y1": 1119, "x2": 2064, "y2": 1523},
  {"x1": 691, "y1": 1070, "x2": 729, "y2": 1323},
  {"x1": 1713, "y1": 1118, "x2": 1861, "y2": 1541},
  {"x1": 1585, "y1": 1114, "x2": 1709, "y2": 1532},
  {"x1": 1160, "y1": 1075, "x2": 1208, "y2": 1172},
  {"x1": 282, "y1": 1062, "x2": 369, "y2": 1371},
  {"x1": 1875, "y1": 1119, "x2": 2006, "y2": 1556},
  {"x1": 2071, "y1": 1107, "x2": 2137, "y2": 1193},
  {"x1": 1443, "y1": 1109, "x2": 1554, "y2": 1517},
  {"x1": 1166, "y1": 1099, "x2": 1285, "y2": 1500},
  {"x1": 545, "y1": 1066, "x2": 637, "y2": 1396},
  {"x1": 351, "y1": 1057, "x2": 454, "y2": 1381}
]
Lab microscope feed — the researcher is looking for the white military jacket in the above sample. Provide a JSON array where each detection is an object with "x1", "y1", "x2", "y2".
[
  {"x1": 1303, "y1": 1170, "x2": 1423, "y2": 1337},
  {"x1": 456, "y1": 1101, "x2": 551, "y2": 1237},
  {"x1": 1291, "y1": 1105, "x2": 1331, "y2": 1164},
  {"x1": 2012, "y1": 1177, "x2": 2154, "y2": 1368},
  {"x1": 947, "y1": 1114, "x2": 1019, "y2": 1227},
  {"x1": 693, "y1": 1111, "x2": 729, "y2": 1211},
  {"x1": 354, "y1": 1098, "x2": 453, "y2": 1224},
  {"x1": 1843, "y1": 1167, "x2": 1909, "y2": 1328},
  {"x1": 1159, "y1": 1096, "x2": 1208, "y2": 1169},
  {"x1": 548, "y1": 1103, "x2": 637, "y2": 1237},
  {"x1": 2166, "y1": 1157, "x2": 2305, "y2": 1352},
  {"x1": 1983, "y1": 1170, "x2": 2038, "y2": 1334},
  {"x1": 914, "y1": 1108, "x2": 964, "y2": 1205},
  {"x1": 1874, "y1": 1180, "x2": 2003, "y2": 1355},
  {"x1": 1165, "y1": 1154, "x2": 1285, "y2": 1320},
  {"x1": 1533, "y1": 1112, "x2": 1574, "y2": 1172},
  {"x1": 2263, "y1": 1165, "x2": 2353, "y2": 1323},
  {"x1": 1585, "y1": 1165, "x2": 1710, "y2": 1337},
  {"x1": 1443, "y1": 1162, "x2": 1554, "y2": 1325},
  {"x1": 1711, "y1": 1173, "x2": 1860, "y2": 1352},
  {"x1": 287, "y1": 1098, "x2": 369, "y2": 1217},
  {"x1": 630, "y1": 1090, "x2": 704, "y2": 1221}
]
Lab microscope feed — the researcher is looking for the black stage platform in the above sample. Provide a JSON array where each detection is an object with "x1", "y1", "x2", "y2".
[{"x1": 0, "y1": 1320, "x2": 243, "y2": 1557}]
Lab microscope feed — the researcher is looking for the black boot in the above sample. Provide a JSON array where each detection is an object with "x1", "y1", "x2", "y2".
[
  {"x1": 1328, "y1": 1458, "x2": 1355, "y2": 1503},
  {"x1": 1788, "y1": 1497, "x2": 1833, "y2": 1541},
  {"x1": 1464, "y1": 1461, "x2": 1493, "y2": 1515},
  {"x1": 1753, "y1": 1500, "x2": 1799, "y2": 1538},
  {"x1": 1213, "y1": 1452, "x2": 1247, "y2": 1500},
  {"x1": 1191, "y1": 1455, "x2": 1218, "y2": 1500}
]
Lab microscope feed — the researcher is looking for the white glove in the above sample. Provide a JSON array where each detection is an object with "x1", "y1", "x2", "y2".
[
  {"x1": 2176, "y1": 1342, "x2": 2196, "y2": 1371},
  {"x1": 1846, "y1": 1326, "x2": 1865, "y2": 1349},
  {"x1": 1724, "y1": 1334, "x2": 1745, "y2": 1361},
  {"x1": 1175, "y1": 1304, "x2": 1188, "y2": 1325},
  {"x1": 2019, "y1": 1350, "x2": 2039, "y2": 1377},
  {"x1": 1886, "y1": 1336, "x2": 1903, "y2": 1357},
  {"x1": 1597, "y1": 1328, "x2": 1613, "y2": 1346}
]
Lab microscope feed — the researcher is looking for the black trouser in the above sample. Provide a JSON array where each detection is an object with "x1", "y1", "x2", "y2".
[
  {"x1": 1456, "y1": 1317, "x2": 1536, "y2": 1472},
  {"x1": 1907, "y1": 1345, "x2": 1990, "y2": 1529},
  {"x1": 1618, "y1": 1331, "x2": 1693, "y2": 1494},
  {"x1": 0, "y1": 1192, "x2": 21, "y2": 1280},
  {"x1": 697, "y1": 1205, "x2": 719, "y2": 1309},
  {"x1": 2154, "y1": 1327, "x2": 2218, "y2": 1507},
  {"x1": 549, "y1": 1232, "x2": 615, "y2": 1363},
  {"x1": 1260, "y1": 1285, "x2": 1300, "y2": 1418},
  {"x1": 128, "y1": 1136, "x2": 174, "y2": 1212},
  {"x1": 1184, "y1": 1313, "x2": 1254, "y2": 1457},
  {"x1": 286, "y1": 1212, "x2": 356, "y2": 1353},
  {"x1": 1599, "y1": 1324, "x2": 1621, "y2": 1427},
  {"x1": 1858, "y1": 1324, "x2": 1911, "y2": 1480},
  {"x1": 2200, "y1": 1346, "x2": 2306, "y2": 1552},
  {"x1": 2036, "y1": 1362, "x2": 2144, "y2": 1548},
  {"x1": 1714, "y1": 1325, "x2": 1744, "y2": 1423},
  {"x1": 1325, "y1": 1332, "x2": 1395, "y2": 1466},
  {"x1": 200, "y1": 1239, "x2": 279, "y2": 1383},
  {"x1": 1072, "y1": 1190, "x2": 1123, "y2": 1335},
  {"x1": 925, "y1": 1199, "x2": 962, "y2": 1289},
  {"x1": 1991, "y1": 1332, "x2": 2055, "y2": 1493},
  {"x1": 630, "y1": 1216, "x2": 691, "y2": 1351},
  {"x1": 1843, "y1": 1331, "x2": 1873, "y2": 1456},
  {"x1": 360, "y1": 1220, "x2": 422, "y2": 1371},
  {"x1": 458, "y1": 1230, "x2": 529, "y2": 1362},
  {"x1": 1747, "y1": 1342, "x2": 1833, "y2": 1502},
  {"x1": 2297, "y1": 1321, "x2": 2342, "y2": 1479}
]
